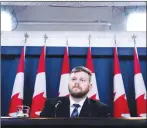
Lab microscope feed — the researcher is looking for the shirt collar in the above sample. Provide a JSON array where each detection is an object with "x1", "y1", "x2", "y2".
[{"x1": 69, "y1": 95, "x2": 87, "y2": 108}]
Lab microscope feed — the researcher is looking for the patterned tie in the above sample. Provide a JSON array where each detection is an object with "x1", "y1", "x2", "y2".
[{"x1": 71, "y1": 104, "x2": 80, "y2": 117}]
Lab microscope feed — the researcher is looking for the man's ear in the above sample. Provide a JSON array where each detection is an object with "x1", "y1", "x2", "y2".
[{"x1": 89, "y1": 84, "x2": 92, "y2": 91}]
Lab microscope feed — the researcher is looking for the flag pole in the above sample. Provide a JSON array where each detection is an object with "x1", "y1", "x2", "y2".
[
  {"x1": 24, "y1": 33, "x2": 29, "y2": 44},
  {"x1": 44, "y1": 34, "x2": 48, "y2": 45},
  {"x1": 66, "y1": 36, "x2": 68, "y2": 47},
  {"x1": 114, "y1": 34, "x2": 116, "y2": 46},
  {"x1": 132, "y1": 34, "x2": 137, "y2": 57},
  {"x1": 114, "y1": 34, "x2": 118, "y2": 56},
  {"x1": 66, "y1": 36, "x2": 69, "y2": 54},
  {"x1": 88, "y1": 34, "x2": 91, "y2": 47},
  {"x1": 43, "y1": 34, "x2": 48, "y2": 54},
  {"x1": 24, "y1": 33, "x2": 29, "y2": 54},
  {"x1": 132, "y1": 34, "x2": 137, "y2": 46}
]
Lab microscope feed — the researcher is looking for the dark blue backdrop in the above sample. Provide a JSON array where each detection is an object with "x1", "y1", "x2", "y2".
[{"x1": 1, "y1": 46, "x2": 147, "y2": 117}]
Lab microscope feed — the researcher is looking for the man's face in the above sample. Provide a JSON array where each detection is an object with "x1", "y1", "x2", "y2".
[{"x1": 68, "y1": 71, "x2": 92, "y2": 98}]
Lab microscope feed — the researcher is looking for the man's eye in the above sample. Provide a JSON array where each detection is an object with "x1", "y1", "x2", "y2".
[
  {"x1": 80, "y1": 79, "x2": 85, "y2": 82},
  {"x1": 72, "y1": 78, "x2": 76, "y2": 81}
]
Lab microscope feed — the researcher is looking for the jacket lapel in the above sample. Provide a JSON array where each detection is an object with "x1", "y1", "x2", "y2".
[{"x1": 79, "y1": 98, "x2": 91, "y2": 117}]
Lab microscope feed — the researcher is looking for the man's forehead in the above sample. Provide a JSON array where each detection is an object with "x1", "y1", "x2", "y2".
[{"x1": 70, "y1": 71, "x2": 89, "y2": 76}]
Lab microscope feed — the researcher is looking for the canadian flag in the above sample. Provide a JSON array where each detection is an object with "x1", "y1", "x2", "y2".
[
  {"x1": 134, "y1": 46, "x2": 147, "y2": 117},
  {"x1": 30, "y1": 46, "x2": 47, "y2": 117},
  {"x1": 113, "y1": 46, "x2": 130, "y2": 118},
  {"x1": 8, "y1": 47, "x2": 25, "y2": 117},
  {"x1": 58, "y1": 46, "x2": 70, "y2": 96},
  {"x1": 86, "y1": 47, "x2": 100, "y2": 100}
]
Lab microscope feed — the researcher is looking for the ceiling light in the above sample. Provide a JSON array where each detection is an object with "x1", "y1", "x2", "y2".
[
  {"x1": 126, "y1": 12, "x2": 146, "y2": 31},
  {"x1": 1, "y1": 10, "x2": 12, "y2": 31}
]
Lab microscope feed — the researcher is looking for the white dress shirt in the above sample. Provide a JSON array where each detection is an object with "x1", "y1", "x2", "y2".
[{"x1": 69, "y1": 96, "x2": 87, "y2": 117}]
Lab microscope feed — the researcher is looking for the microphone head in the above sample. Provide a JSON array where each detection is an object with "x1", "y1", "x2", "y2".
[
  {"x1": 54, "y1": 100, "x2": 62, "y2": 117},
  {"x1": 55, "y1": 100, "x2": 62, "y2": 108},
  {"x1": 57, "y1": 100, "x2": 62, "y2": 104}
]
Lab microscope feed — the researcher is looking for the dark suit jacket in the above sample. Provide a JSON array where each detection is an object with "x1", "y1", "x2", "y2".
[{"x1": 40, "y1": 96, "x2": 110, "y2": 118}]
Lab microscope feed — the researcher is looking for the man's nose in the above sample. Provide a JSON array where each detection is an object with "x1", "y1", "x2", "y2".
[{"x1": 75, "y1": 79, "x2": 80, "y2": 85}]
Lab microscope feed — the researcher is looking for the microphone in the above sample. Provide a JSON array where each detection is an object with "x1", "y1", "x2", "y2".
[
  {"x1": 55, "y1": 100, "x2": 62, "y2": 108},
  {"x1": 55, "y1": 100, "x2": 62, "y2": 117}
]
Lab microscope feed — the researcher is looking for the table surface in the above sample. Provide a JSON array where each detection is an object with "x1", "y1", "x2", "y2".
[{"x1": 1, "y1": 117, "x2": 147, "y2": 126}]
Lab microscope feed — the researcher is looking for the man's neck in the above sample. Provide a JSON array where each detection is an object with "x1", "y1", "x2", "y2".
[{"x1": 70, "y1": 95, "x2": 87, "y2": 103}]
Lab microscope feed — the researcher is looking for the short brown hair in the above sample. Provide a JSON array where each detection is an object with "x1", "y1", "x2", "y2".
[{"x1": 71, "y1": 66, "x2": 92, "y2": 82}]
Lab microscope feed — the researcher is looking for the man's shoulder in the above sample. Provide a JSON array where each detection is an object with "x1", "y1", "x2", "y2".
[
  {"x1": 89, "y1": 99, "x2": 108, "y2": 108},
  {"x1": 46, "y1": 96, "x2": 68, "y2": 104},
  {"x1": 89, "y1": 99, "x2": 110, "y2": 117}
]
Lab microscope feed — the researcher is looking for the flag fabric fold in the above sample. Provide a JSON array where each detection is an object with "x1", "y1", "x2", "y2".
[
  {"x1": 86, "y1": 47, "x2": 100, "y2": 101},
  {"x1": 58, "y1": 46, "x2": 70, "y2": 96},
  {"x1": 113, "y1": 46, "x2": 130, "y2": 118},
  {"x1": 8, "y1": 47, "x2": 25, "y2": 117},
  {"x1": 134, "y1": 46, "x2": 147, "y2": 117},
  {"x1": 30, "y1": 46, "x2": 47, "y2": 118}
]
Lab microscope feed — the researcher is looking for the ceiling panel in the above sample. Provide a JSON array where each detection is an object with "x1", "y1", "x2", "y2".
[
  {"x1": 1, "y1": 1, "x2": 146, "y2": 7},
  {"x1": 1, "y1": 1, "x2": 146, "y2": 31}
]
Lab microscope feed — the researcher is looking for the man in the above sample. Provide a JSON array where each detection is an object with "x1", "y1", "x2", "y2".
[{"x1": 40, "y1": 66, "x2": 110, "y2": 117}]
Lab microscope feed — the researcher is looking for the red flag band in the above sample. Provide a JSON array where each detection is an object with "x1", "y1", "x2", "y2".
[
  {"x1": 58, "y1": 47, "x2": 70, "y2": 97},
  {"x1": 8, "y1": 47, "x2": 25, "y2": 117},
  {"x1": 30, "y1": 46, "x2": 46, "y2": 117},
  {"x1": 113, "y1": 46, "x2": 130, "y2": 117},
  {"x1": 134, "y1": 46, "x2": 147, "y2": 117},
  {"x1": 86, "y1": 47, "x2": 100, "y2": 101}
]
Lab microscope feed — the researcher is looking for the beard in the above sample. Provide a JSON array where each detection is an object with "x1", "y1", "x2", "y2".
[{"x1": 68, "y1": 86, "x2": 89, "y2": 98}]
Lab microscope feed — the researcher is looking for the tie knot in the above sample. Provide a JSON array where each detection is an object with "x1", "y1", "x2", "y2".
[{"x1": 73, "y1": 104, "x2": 80, "y2": 108}]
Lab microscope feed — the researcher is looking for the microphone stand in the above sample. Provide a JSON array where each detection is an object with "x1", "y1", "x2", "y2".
[{"x1": 54, "y1": 101, "x2": 62, "y2": 117}]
